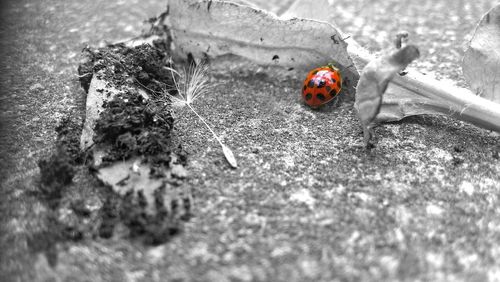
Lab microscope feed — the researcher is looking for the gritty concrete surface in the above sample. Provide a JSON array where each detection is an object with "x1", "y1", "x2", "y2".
[{"x1": 1, "y1": 0, "x2": 500, "y2": 281}]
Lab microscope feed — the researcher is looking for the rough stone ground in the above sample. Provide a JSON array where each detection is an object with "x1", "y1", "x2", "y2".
[{"x1": 1, "y1": 0, "x2": 500, "y2": 281}]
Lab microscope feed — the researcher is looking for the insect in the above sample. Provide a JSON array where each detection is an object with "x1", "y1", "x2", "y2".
[{"x1": 302, "y1": 64, "x2": 343, "y2": 108}]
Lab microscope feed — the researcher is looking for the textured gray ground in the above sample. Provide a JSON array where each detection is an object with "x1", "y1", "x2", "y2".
[{"x1": 1, "y1": 0, "x2": 500, "y2": 281}]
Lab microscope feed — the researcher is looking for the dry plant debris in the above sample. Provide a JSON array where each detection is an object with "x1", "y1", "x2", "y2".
[
  {"x1": 79, "y1": 43, "x2": 192, "y2": 245},
  {"x1": 354, "y1": 45, "x2": 420, "y2": 146},
  {"x1": 30, "y1": 43, "x2": 194, "y2": 265},
  {"x1": 161, "y1": 0, "x2": 500, "y2": 146}
]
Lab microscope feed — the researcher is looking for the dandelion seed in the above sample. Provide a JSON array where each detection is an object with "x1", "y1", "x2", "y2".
[{"x1": 165, "y1": 62, "x2": 238, "y2": 168}]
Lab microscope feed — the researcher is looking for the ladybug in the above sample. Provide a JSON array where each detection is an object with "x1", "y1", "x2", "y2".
[{"x1": 302, "y1": 64, "x2": 342, "y2": 108}]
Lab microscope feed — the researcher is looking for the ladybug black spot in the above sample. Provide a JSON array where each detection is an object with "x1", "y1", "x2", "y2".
[
  {"x1": 325, "y1": 86, "x2": 331, "y2": 92},
  {"x1": 329, "y1": 89, "x2": 338, "y2": 97},
  {"x1": 308, "y1": 80, "x2": 315, "y2": 88},
  {"x1": 337, "y1": 81, "x2": 342, "y2": 89},
  {"x1": 317, "y1": 80, "x2": 326, "y2": 88},
  {"x1": 317, "y1": 93, "x2": 326, "y2": 101},
  {"x1": 303, "y1": 85, "x2": 307, "y2": 91},
  {"x1": 305, "y1": 93, "x2": 313, "y2": 100}
]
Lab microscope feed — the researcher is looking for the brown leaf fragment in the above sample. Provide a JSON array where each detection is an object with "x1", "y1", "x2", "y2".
[{"x1": 354, "y1": 45, "x2": 420, "y2": 146}]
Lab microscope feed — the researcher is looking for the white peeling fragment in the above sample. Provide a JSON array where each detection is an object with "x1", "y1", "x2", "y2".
[
  {"x1": 488, "y1": 267, "x2": 500, "y2": 282},
  {"x1": 459, "y1": 181, "x2": 475, "y2": 196},
  {"x1": 290, "y1": 188, "x2": 316, "y2": 208},
  {"x1": 324, "y1": 184, "x2": 345, "y2": 199},
  {"x1": 271, "y1": 245, "x2": 293, "y2": 257},
  {"x1": 426, "y1": 252, "x2": 444, "y2": 268},
  {"x1": 353, "y1": 192, "x2": 372, "y2": 202},
  {"x1": 346, "y1": 230, "x2": 360, "y2": 245},
  {"x1": 380, "y1": 255, "x2": 399, "y2": 275},
  {"x1": 29, "y1": 83, "x2": 44, "y2": 91},
  {"x1": 282, "y1": 153, "x2": 295, "y2": 168},
  {"x1": 458, "y1": 253, "x2": 479, "y2": 270},
  {"x1": 426, "y1": 203, "x2": 444, "y2": 216},
  {"x1": 429, "y1": 148, "x2": 453, "y2": 162},
  {"x1": 393, "y1": 205, "x2": 412, "y2": 226},
  {"x1": 146, "y1": 246, "x2": 166, "y2": 264},
  {"x1": 131, "y1": 159, "x2": 141, "y2": 174},
  {"x1": 393, "y1": 228, "x2": 405, "y2": 244},
  {"x1": 299, "y1": 259, "x2": 320, "y2": 279}
]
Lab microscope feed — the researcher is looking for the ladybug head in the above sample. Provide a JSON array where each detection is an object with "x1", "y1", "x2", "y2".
[{"x1": 325, "y1": 62, "x2": 340, "y2": 72}]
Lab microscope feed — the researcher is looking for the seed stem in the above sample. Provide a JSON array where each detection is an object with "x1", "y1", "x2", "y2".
[{"x1": 186, "y1": 103, "x2": 224, "y2": 148}]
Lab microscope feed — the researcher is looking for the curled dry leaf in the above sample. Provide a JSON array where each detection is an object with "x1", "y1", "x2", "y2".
[
  {"x1": 166, "y1": 0, "x2": 358, "y2": 88},
  {"x1": 463, "y1": 4, "x2": 500, "y2": 103},
  {"x1": 357, "y1": 52, "x2": 500, "y2": 146},
  {"x1": 354, "y1": 46, "x2": 420, "y2": 146},
  {"x1": 351, "y1": 8, "x2": 500, "y2": 138}
]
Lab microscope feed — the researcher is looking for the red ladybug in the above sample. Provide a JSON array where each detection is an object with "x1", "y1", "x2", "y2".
[{"x1": 302, "y1": 64, "x2": 342, "y2": 108}]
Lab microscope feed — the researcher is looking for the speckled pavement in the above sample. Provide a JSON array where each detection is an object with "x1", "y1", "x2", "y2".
[{"x1": 1, "y1": 1, "x2": 500, "y2": 281}]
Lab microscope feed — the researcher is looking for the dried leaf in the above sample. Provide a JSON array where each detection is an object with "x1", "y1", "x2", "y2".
[
  {"x1": 80, "y1": 72, "x2": 121, "y2": 151},
  {"x1": 96, "y1": 156, "x2": 188, "y2": 217},
  {"x1": 463, "y1": 4, "x2": 500, "y2": 103},
  {"x1": 96, "y1": 158, "x2": 164, "y2": 215},
  {"x1": 354, "y1": 46, "x2": 420, "y2": 146},
  {"x1": 166, "y1": 0, "x2": 358, "y2": 86},
  {"x1": 80, "y1": 71, "x2": 149, "y2": 152},
  {"x1": 222, "y1": 144, "x2": 238, "y2": 168}
]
